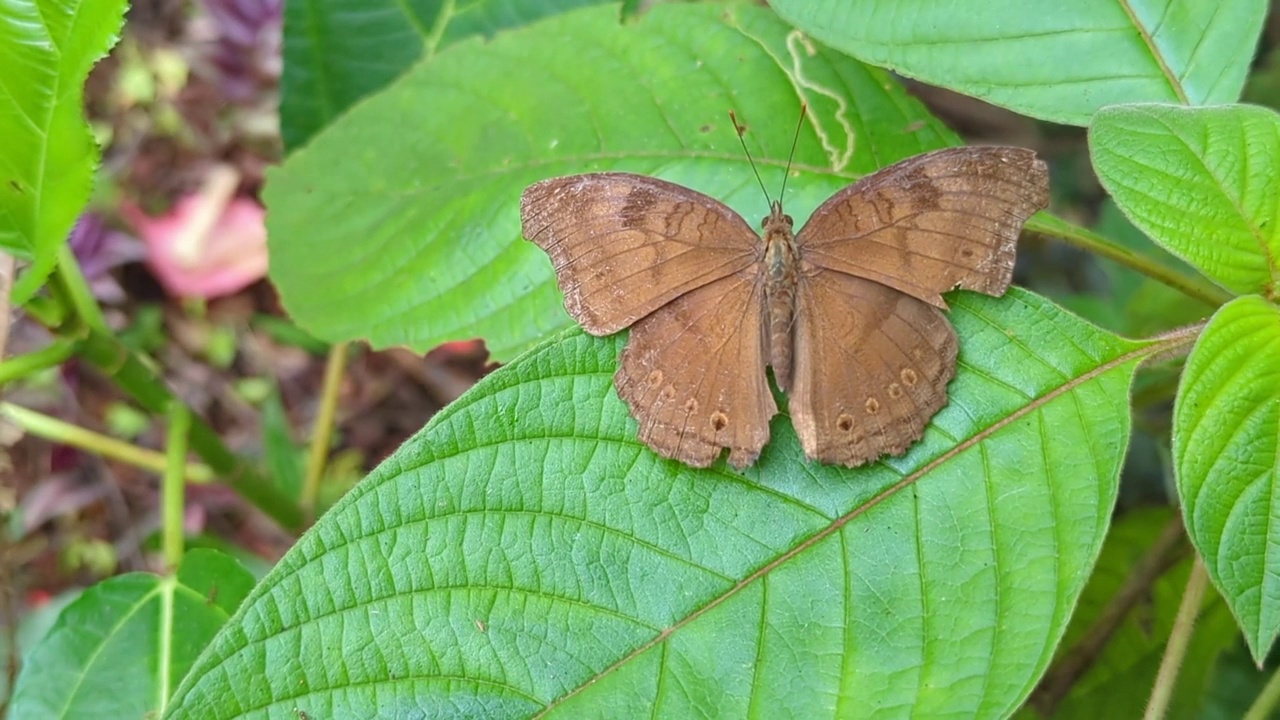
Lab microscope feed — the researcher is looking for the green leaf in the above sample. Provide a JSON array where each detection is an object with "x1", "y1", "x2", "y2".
[
  {"x1": 0, "y1": 590, "x2": 80, "y2": 707},
  {"x1": 167, "y1": 289, "x2": 1148, "y2": 718},
  {"x1": 769, "y1": 0, "x2": 1265, "y2": 126},
  {"x1": 260, "y1": 385, "x2": 304, "y2": 500},
  {"x1": 280, "y1": 0, "x2": 616, "y2": 150},
  {"x1": 1090, "y1": 104, "x2": 1280, "y2": 299},
  {"x1": 9, "y1": 550, "x2": 254, "y2": 719},
  {"x1": 266, "y1": 2, "x2": 958, "y2": 361},
  {"x1": 1199, "y1": 642, "x2": 1279, "y2": 720},
  {"x1": 1175, "y1": 294, "x2": 1280, "y2": 664},
  {"x1": 0, "y1": 0, "x2": 127, "y2": 303},
  {"x1": 1028, "y1": 509, "x2": 1237, "y2": 719}
]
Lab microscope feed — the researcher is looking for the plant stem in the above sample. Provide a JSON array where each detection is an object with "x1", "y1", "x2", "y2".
[
  {"x1": 301, "y1": 341, "x2": 348, "y2": 521},
  {"x1": 1145, "y1": 557, "x2": 1209, "y2": 719},
  {"x1": 34, "y1": 267, "x2": 305, "y2": 530},
  {"x1": 54, "y1": 244, "x2": 108, "y2": 333},
  {"x1": 20, "y1": 296, "x2": 65, "y2": 327},
  {"x1": 1029, "y1": 214, "x2": 1233, "y2": 308},
  {"x1": 163, "y1": 403, "x2": 190, "y2": 570},
  {"x1": 1244, "y1": 663, "x2": 1280, "y2": 720},
  {"x1": 0, "y1": 402, "x2": 213, "y2": 482},
  {"x1": 0, "y1": 339, "x2": 79, "y2": 384},
  {"x1": 74, "y1": 328, "x2": 304, "y2": 530},
  {"x1": 1030, "y1": 516, "x2": 1188, "y2": 715},
  {"x1": 422, "y1": 0, "x2": 456, "y2": 59}
]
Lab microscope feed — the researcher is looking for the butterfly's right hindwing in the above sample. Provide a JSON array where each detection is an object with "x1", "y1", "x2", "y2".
[{"x1": 614, "y1": 272, "x2": 776, "y2": 469}]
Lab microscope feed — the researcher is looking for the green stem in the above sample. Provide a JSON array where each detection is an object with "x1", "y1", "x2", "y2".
[
  {"x1": 1030, "y1": 516, "x2": 1188, "y2": 715},
  {"x1": 301, "y1": 341, "x2": 348, "y2": 521},
  {"x1": 0, "y1": 339, "x2": 79, "y2": 384},
  {"x1": 53, "y1": 244, "x2": 108, "y2": 333},
  {"x1": 1144, "y1": 558, "x2": 1209, "y2": 719},
  {"x1": 24, "y1": 238, "x2": 304, "y2": 530},
  {"x1": 422, "y1": 0, "x2": 455, "y2": 59},
  {"x1": 1029, "y1": 215, "x2": 1233, "y2": 308},
  {"x1": 1244, "y1": 663, "x2": 1280, "y2": 720},
  {"x1": 163, "y1": 403, "x2": 190, "y2": 570},
  {"x1": 0, "y1": 402, "x2": 213, "y2": 482},
  {"x1": 74, "y1": 328, "x2": 304, "y2": 530},
  {"x1": 20, "y1": 296, "x2": 66, "y2": 327}
]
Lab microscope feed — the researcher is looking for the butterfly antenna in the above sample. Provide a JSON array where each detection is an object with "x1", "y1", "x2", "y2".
[
  {"x1": 778, "y1": 103, "x2": 807, "y2": 203},
  {"x1": 729, "y1": 110, "x2": 772, "y2": 206}
]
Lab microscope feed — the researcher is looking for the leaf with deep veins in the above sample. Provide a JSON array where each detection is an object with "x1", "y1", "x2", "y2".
[
  {"x1": 1091, "y1": 104, "x2": 1280, "y2": 300},
  {"x1": 0, "y1": 0, "x2": 128, "y2": 302},
  {"x1": 10, "y1": 551, "x2": 254, "y2": 719},
  {"x1": 266, "y1": 3, "x2": 959, "y2": 361},
  {"x1": 165, "y1": 290, "x2": 1162, "y2": 718},
  {"x1": 280, "y1": 0, "x2": 614, "y2": 150},
  {"x1": 770, "y1": 0, "x2": 1265, "y2": 126},
  {"x1": 1175, "y1": 295, "x2": 1280, "y2": 664}
]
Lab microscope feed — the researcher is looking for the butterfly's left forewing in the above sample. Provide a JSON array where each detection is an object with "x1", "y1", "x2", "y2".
[{"x1": 521, "y1": 173, "x2": 760, "y2": 335}]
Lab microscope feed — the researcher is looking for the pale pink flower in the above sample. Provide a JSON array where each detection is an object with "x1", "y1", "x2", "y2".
[{"x1": 123, "y1": 179, "x2": 268, "y2": 299}]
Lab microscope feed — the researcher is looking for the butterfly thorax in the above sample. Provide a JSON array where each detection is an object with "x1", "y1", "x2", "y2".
[{"x1": 762, "y1": 200, "x2": 800, "y2": 392}]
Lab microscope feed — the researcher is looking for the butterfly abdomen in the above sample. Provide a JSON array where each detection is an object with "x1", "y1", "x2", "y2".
[{"x1": 762, "y1": 204, "x2": 799, "y2": 392}]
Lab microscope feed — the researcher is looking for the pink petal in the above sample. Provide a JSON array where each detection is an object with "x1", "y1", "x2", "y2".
[{"x1": 124, "y1": 194, "x2": 269, "y2": 299}]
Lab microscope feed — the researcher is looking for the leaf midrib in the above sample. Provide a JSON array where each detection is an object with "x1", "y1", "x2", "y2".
[{"x1": 1115, "y1": 0, "x2": 1189, "y2": 104}]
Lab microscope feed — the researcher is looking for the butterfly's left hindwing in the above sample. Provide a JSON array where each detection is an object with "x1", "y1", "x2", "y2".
[{"x1": 614, "y1": 272, "x2": 775, "y2": 469}]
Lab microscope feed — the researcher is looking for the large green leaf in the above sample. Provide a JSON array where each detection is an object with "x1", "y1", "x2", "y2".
[
  {"x1": 8, "y1": 550, "x2": 254, "y2": 719},
  {"x1": 265, "y1": 2, "x2": 959, "y2": 361},
  {"x1": 280, "y1": 0, "x2": 617, "y2": 150},
  {"x1": 1174, "y1": 295, "x2": 1280, "y2": 664},
  {"x1": 769, "y1": 0, "x2": 1264, "y2": 126},
  {"x1": 167, "y1": 289, "x2": 1150, "y2": 718},
  {"x1": 1090, "y1": 104, "x2": 1280, "y2": 299},
  {"x1": 0, "y1": 0, "x2": 127, "y2": 302}
]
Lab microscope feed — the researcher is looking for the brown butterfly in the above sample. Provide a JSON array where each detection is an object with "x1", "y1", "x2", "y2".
[{"x1": 520, "y1": 145, "x2": 1049, "y2": 469}]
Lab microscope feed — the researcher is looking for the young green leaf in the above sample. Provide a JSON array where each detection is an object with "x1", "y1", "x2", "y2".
[
  {"x1": 0, "y1": 0, "x2": 128, "y2": 303},
  {"x1": 260, "y1": 385, "x2": 304, "y2": 500},
  {"x1": 265, "y1": 2, "x2": 959, "y2": 362},
  {"x1": 9, "y1": 550, "x2": 254, "y2": 719},
  {"x1": 769, "y1": 0, "x2": 1265, "y2": 126},
  {"x1": 166, "y1": 290, "x2": 1153, "y2": 718},
  {"x1": 1091, "y1": 104, "x2": 1280, "y2": 300},
  {"x1": 1174, "y1": 295, "x2": 1280, "y2": 664},
  {"x1": 280, "y1": 0, "x2": 613, "y2": 150}
]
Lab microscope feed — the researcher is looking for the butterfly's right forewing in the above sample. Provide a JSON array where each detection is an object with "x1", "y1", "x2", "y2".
[
  {"x1": 520, "y1": 173, "x2": 761, "y2": 335},
  {"x1": 796, "y1": 146, "x2": 1049, "y2": 309}
]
